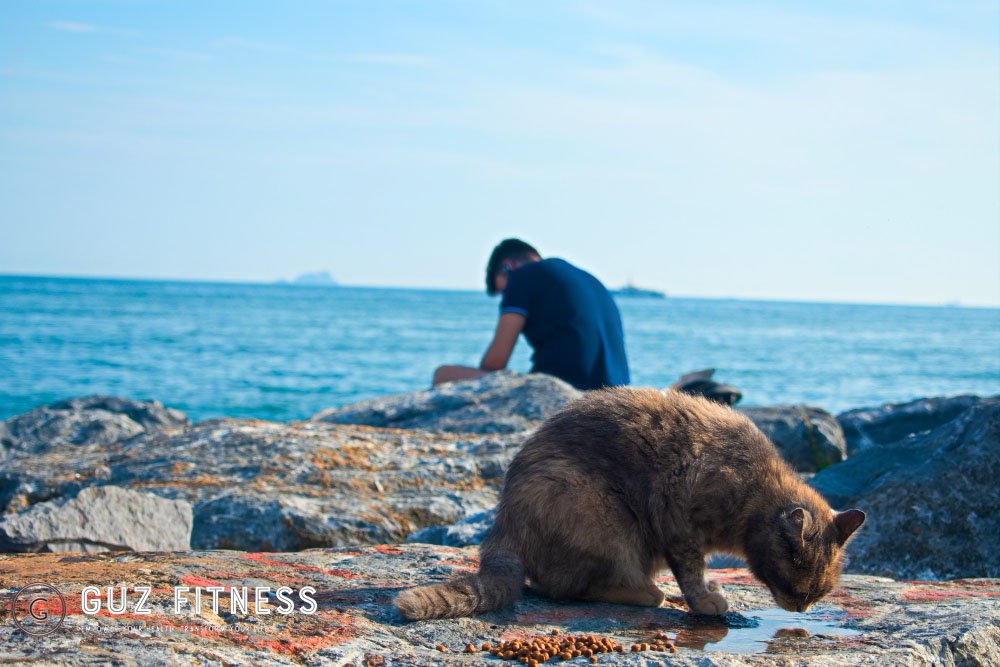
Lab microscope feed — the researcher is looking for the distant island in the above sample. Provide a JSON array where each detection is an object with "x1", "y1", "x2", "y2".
[
  {"x1": 612, "y1": 282, "x2": 666, "y2": 299},
  {"x1": 277, "y1": 271, "x2": 339, "y2": 286}
]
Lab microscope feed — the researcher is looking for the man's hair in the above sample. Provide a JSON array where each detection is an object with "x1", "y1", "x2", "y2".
[{"x1": 485, "y1": 238, "x2": 540, "y2": 295}]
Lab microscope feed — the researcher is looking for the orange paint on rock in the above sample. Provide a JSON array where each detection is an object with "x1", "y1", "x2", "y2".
[
  {"x1": 373, "y1": 545, "x2": 404, "y2": 555},
  {"x1": 436, "y1": 556, "x2": 479, "y2": 570},
  {"x1": 902, "y1": 587, "x2": 1000, "y2": 603},
  {"x1": 181, "y1": 575, "x2": 225, "y2": 588},
  {"x1": 243, "y1": 552, "x2": 362, "y2": 579},
  {"x1": 250, "y1": 628, "x2": 355, "y2": 655},
  {"x1": 80, "y1": 610, "x2": 356, "y2": 654},
  {"x1": 324, "y1": 568, "x2": 363, "y2": 579},
  {"x1": 249, "y1": 610, "x2": 359, "y2": 655},
  {"x1": 827, "y1": 588, "x2": 877, "y2": 619}
]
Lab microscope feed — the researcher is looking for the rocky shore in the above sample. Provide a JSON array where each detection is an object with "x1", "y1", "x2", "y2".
[{"x1": 1, "y1": 372, "x2": 998, "y2": 664}]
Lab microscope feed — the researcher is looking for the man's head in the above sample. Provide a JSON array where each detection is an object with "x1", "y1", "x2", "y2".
[{"x1": 485, "y1": 238, "x2": 541, "y2": 296}]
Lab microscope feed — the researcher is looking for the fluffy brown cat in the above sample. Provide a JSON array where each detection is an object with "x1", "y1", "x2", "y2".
[{"x1": 396, "y1": 387, "x2": 865, "y2": 620}]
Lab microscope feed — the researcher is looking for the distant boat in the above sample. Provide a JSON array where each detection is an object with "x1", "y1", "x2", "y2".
[
  {"x1": 288, "y1": 271, "x2": 338, "y2": 286},
  {"x1": 612, "y1": 282, "x2": 666, "y2": 299}
]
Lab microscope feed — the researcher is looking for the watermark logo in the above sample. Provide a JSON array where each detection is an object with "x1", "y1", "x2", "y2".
[{"x1": 10, "y1": 583, "x2": 66, "y2": 636}]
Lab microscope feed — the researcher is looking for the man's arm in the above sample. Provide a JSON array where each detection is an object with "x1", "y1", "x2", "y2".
[
  {"x1": 480, "y1": 312, "x2": 526, "y2": 371},
  {"x1": 431, "y1": 313, "x2": 525, "y2": 386}
]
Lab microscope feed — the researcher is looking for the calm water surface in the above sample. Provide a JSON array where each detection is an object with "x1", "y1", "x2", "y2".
[{"x1": 1, "y1": 276, "x2": 997, "y2": 422}]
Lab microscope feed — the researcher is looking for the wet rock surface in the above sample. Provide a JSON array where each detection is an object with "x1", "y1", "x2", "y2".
[
  {"x1": 311, "y1": 371, "x2": 581, "y2": 434},
  {"x1": 0, "y1": 545, "x2": 997, "y2": 666},
  {"x1": 813, "y1": 396, "x2": 1000, "y2": 580},
  {"x1": 0, "y1": 486, "x2": 191, "y2": 553}
]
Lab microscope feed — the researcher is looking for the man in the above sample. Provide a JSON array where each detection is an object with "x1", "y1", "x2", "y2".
[{"x1": 433, "y1": 238, "x2": 630, "y2": 390}]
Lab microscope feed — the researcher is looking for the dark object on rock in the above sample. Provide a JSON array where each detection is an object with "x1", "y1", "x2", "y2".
[
  {"x1": 312, "y1": 371, "x2": 581, "y2": 434},
  {"x1": 0, "y1": 395, "x2": 189, "y2": 457},
  {"x1": 0, "y1": 485, "x2": 192, "y2": 552},
  {"x1": 837, "y1": 395, "x2": 988, "y2": 455},
  {"x1": 740, "y1": 405, "x2": 847, "y2": 472},
  {"x1": 812, "y1": 397, "x2": 1000, "y2": 580},
  {"x1": 670, "y1": 369, "x2": 742, "y2": 406}
]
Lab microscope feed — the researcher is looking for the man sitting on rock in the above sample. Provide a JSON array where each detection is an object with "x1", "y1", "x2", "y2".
[{"x1": 433, "y1": 238, "x2": 630, "y2": 390}]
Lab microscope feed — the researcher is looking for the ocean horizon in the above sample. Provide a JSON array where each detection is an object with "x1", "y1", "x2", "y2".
[
  {"x1": 4, "y1": 272, "x2": 998, "y2": 310},
  {"x1": 2, "y1": 274, "x2": 998, "y2": 423}
]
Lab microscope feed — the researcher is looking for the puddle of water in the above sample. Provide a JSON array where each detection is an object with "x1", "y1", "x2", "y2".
[{"x1": 674, "y1": 606, "x2": 862, "y2": 654}]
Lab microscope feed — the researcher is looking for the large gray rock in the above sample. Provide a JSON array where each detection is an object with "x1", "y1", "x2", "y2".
[
  {"x1": 0, "y1": 414, "x2": 522, "y2": 552},
  {"x1": 311, "y1": 371, "x2": 581, "y2": 433},
  {"x1": 0, "y1": 394, "x2": 189, "y2": 458},
  {"x1": 837, "y1": 394, "x2": 989, "y2": 455},
  {"x1": 0, "y1": 485, "x2": 192, "y2": 552},
  {"x1": 812, "y1": 397, "x2": 1000, "y2": 580},
  {"x1": 740, "y1": 405, "x2": 847, "y2": 472},
  {"x1": 0, "y1": 546, "x2": 997, "y2": 665}
]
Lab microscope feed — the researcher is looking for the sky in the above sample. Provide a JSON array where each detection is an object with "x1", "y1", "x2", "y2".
[{"x1": 1, "y1": 1, "x2": 998, "y2": 306}]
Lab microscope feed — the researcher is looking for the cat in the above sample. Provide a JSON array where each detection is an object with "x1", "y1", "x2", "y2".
[{"x1": 395, "y1": 387, "x2": 865, "y2": 620}]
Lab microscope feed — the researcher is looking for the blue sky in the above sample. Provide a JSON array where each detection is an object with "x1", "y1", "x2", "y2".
[{"x1": 1, "y1": 1, "x2": 998, "y2": 306}]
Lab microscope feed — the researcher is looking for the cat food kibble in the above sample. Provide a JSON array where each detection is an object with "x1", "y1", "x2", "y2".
[{"x1": 466, "y1": 632, "x2": 675, "y2": 663}]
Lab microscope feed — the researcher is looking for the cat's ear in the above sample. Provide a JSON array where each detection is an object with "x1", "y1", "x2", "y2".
[
  {"x1": 833, "y1": 509, "x2": 866, "y2": 545},
  {"x1": 783, "y1": 507, "x2": 812, "y2": 544}
]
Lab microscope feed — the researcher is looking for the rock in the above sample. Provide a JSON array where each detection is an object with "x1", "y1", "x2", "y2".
[
  {"x1": 811, "y1": 397, "x2": 1000, "y2": 580},
  {"x1": 0, "y1": 486, "x2": 191, "y2": 553},
  {"x1": 0, "y1": 545, "x2": 997, "y2": 665},
  {"x1": 0, "y1": 395, "x2": 189, "y2": 458},
  {"x1": 739, "y1": 405, "x2": 847, "y2": 472},
  {"x1": 0, "y1": 415, "x2": 522, "y2": 552},
  {"x1": 408, "y1": 508, "x2": 496, "y2": 547},
  {"x1": 837, "y1": 394, "x2": 989, "y2": 455},
  {"x1": 311, "y1": 371, "x2": 581, "y2": 433}
]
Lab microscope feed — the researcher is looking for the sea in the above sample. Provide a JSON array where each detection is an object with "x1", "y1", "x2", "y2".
[{"x1": 1, "y1": 275, "x2": 998, "y2": 423}]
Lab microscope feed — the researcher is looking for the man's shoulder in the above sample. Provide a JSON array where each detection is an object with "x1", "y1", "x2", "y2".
[
  {"x1": 508, "y1": 258, "x2": 560, "y2": 284},
  {"x1": 511, "y1": 258, "x2": 610, "y2": 296},
  {"x1": 533, "y1": 257, "x2": 582, "y2": 278},
  {"x1": 542, "y1": 258, "x2": 608, "y2": 290}
]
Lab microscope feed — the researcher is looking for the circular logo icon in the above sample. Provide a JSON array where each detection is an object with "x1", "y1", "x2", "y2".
[{"x1": 10, "y1": 583, "x2": 66, "y2": 637}]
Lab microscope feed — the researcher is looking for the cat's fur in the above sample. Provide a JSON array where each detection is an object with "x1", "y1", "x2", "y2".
[{"x1": 395, "y1": 387, "x2": 865, "y2": 620}]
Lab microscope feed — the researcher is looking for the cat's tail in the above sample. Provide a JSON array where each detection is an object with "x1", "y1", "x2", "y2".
[{"x1": 395, "y1": 544, "x2": 524, "y2": 620}]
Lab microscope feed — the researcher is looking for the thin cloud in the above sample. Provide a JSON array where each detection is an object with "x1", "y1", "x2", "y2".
[
  {"x1": 49, "y1": 21, "x2": 96, "y2": 33},
  {"x1": 348, "y1": 52, "x2": 436, "y2": 67},
  {"x1": 47, "y1": 20, "x2": 140, "y2": 37},
  {"x1": 141, "y1": 48, "x2": 213, "y2": 62},
  {"x1": 211, "y1": 37, "x2": 292, "y2": 54}
]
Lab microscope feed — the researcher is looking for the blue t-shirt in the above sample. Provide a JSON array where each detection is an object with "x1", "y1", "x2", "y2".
[{"x1": 500, "y1": 258, "x2": 630, "y2": 390}]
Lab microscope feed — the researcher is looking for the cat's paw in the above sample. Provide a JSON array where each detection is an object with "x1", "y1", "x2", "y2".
[
  {"x1": 706, "y1": 578, "x2": 723, "y2": 593},
  {"x1": 686, "y1": 589, "x2": 729, "y2": 616}
]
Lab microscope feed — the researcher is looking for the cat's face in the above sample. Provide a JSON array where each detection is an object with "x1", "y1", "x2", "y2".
[{"x1": 747, "y1": 508, "x2": 865, "y2": 612}]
